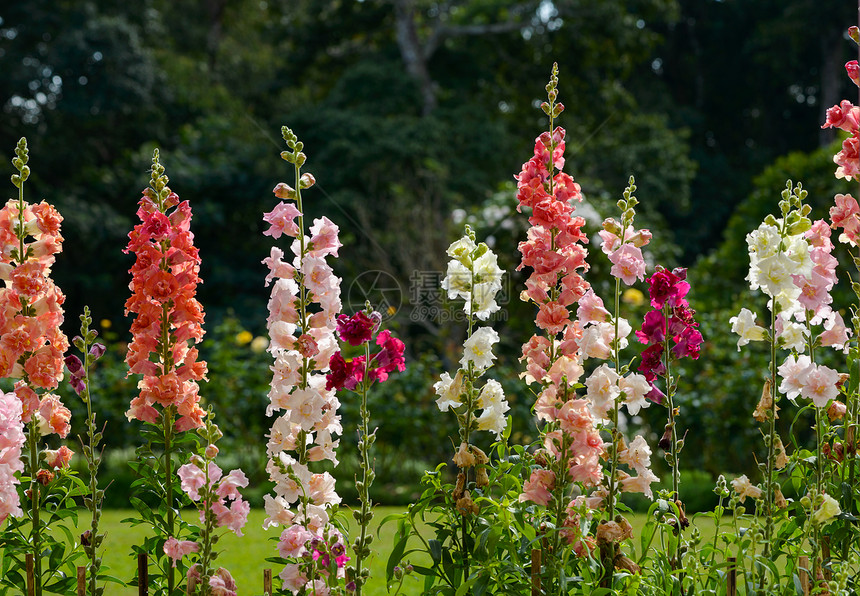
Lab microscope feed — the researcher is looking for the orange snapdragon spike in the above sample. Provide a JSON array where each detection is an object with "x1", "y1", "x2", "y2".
[{"x1": 124, "y1": 156, "x2": 207, "y2": 431}]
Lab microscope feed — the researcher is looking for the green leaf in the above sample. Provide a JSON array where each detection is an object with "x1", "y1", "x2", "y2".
[
  {"x1": 386, "y1": 533, "x2": 409, "y2": 582},
  {"x1": 429, "y1": 539, "x2": 442, "y2": 565},
  {"x1": 455, "y1": 575, "x2": 478, "y2": 596}
]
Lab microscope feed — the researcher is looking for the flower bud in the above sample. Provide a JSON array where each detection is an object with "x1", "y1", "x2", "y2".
[
  {"x1": 273, "y1": 183, "x2": 296, "y2": 199},
  {"x1": 827, "y1": 400, "x2": 847, "y2": 422},
  {"x1": 299, "y1": 173, "x2": 316, "y2": 189}
]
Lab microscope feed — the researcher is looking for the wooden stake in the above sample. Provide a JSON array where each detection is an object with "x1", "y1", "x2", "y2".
[
  {"x1": 726, "y1": 556, "x2": 736, "y2": 596},
  {"x1": 531, "y1": 549, "x2": 541, "y2": 596},
  {"x1": 822, "y1": 536, "x2": 832, "y2": 581},
  {"x1": 799, "y1": 555, "x2": 810, "y2": 596},
  {"x1": 25, "y1": 554, "x2": 34, "y2": 596},
  {"x1": 77, "y1": 567, "x2": 86, "y2": 596},
  {"x1": 263, "y1": 569, "x2": 273, "y2": 595},
  {"x1": 137, "y1": 553, "x2": 148, "y2": 596},
  {"x1": 186, "y1": 573, "x2": 196, "y2": 595}
]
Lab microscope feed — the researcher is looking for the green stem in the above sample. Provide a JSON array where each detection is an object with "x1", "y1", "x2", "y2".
[
  {"x1": 200, "y1": 453, "x2": 216, "y2": 592},
  {"x1": 27, "y1": 418, "x2": 42, "y2": 596},
  {"x1": 607, "y1": 277, "x2": 622, "y2": 521},
  {"x1": 763, "y1": 306, "x2": 777, "y2": 559},
  {"x1": 354, "y1": 342, "x2": 373, "y2": 596},
  {"x1": 294, "y1": 159, "x2": 311, "y2": 467},
  {"x1": 83, "y1": 354, "x2": 101, "y2": 595},
  {"x1": 163, "y1": 407, "x2": 175, "y2": 595},
  {"x1": 662, "y1": 302, "x2": 682, "y2": 569}
]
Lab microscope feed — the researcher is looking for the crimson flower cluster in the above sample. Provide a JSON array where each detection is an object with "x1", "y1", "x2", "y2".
[
  {"x1": 636, "y1": 267, "x2": 702, "y2": 394},
  {"x1": 326, "y1": 312, "x2": 405, "y2": 391}
]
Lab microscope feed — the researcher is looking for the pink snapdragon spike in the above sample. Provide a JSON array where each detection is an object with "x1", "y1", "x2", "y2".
[
  {"x1": 516, "y1": 67, "x2": 612, "y2": 553},
  {"x1": 177, "y1": 458, "x2": 249, "y2": 536},
  {"x1": 264, "y1": 127, "x2": 348, "y2": 594},
  {"x1": 164, "y1": 538, "x2": 199, "y2": 568},
  {"x1": 0, "y1": 390, "x2": 25, "y2": 523}
]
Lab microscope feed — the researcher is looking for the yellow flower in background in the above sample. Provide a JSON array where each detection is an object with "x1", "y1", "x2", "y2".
[
  {"x1": 235, "y1": 330, "x2": 253, "y2": 345},
  {"x1": 100, "y1": 319, "x2": 112, "y2": 329},
  {"x1": 622, "y1": 288, "x2": 644, "y2": 306},
  {"x1": 250, "y1": 336, "x2": 269, "y2": 353}
]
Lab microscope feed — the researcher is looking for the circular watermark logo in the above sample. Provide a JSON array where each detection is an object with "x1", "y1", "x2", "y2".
[{"x1": 346, "y1": 270, "x2": 403, "y2": 321}]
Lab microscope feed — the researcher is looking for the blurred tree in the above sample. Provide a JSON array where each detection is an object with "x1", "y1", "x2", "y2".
[{"x1": 649, "y1": 0, "x2": 856, "y2": 258}]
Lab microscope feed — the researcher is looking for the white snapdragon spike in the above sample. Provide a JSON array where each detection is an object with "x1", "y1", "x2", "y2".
[
  {"x1": 619, "y1": 374, "x2": 651, "y2": 416},
  {"x1": 730, "y1": 308, "x2": 767, "y2": 350},
  {"x1": 434, "y1": 371, "x2": 464, "y2": 412},
  {"x1": 441, "y1": 232, "x2": 505, "y2": 320},
  {"x1": 461, "y1": 327, "x2": 500, "y2": 370},
  {"x1": 435, "y1": 227, "x2": 510, "y2": 441},
  {"x1": 584, "y1": 364, "x2": 620, "y2": 421}
]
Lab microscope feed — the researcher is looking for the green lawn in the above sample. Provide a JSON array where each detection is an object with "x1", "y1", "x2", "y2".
[
  {"x1": 7, "y1": 509, "x2": 724, "y2": 595},
  {"x1": 70, "y1": 507, "x2": 429, "y2": 595}
]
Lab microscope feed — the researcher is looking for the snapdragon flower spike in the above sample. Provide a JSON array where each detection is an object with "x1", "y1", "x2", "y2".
[
  {"x1": 0, "y1": 142, "x2": 70, "y2": 433},
  {"x1": 124, "y1": 151, "x2": 208, "y2": 431},
  {"x1": 576, "y1": 182, "x2": 660, "y2": 518},
  {"x1": 263, "y1": 127, "x2": 346, "y2": 593},
  {"x1": 0, "y1": 390, "x2": 25, "y2": 522},
  {"x1": 636, "y1": 267, "x2": 702, "y2": 384},
  {"x1": 326, "y1": 313, "x2": 405, "y2": 391},
  {"x1": 433, "y1": 227, "x2": 510, "y2": 439},
  {"x1": 516, "y1": 73, "x2": 600, "y2": 469},
  {"x1": 822, "y1": 48, "x2": 860, "y2": 180},
  {"x1": 167, "y1": 412, "x2": 248, "y2": 591}
]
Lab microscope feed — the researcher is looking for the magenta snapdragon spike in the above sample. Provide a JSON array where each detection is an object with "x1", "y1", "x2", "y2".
[
  {"x1": 637, "y1": 264, "x2": 701, "y2": 568},
  {"x1": 636, "y1": 267, "x2": 702, "y2": 387},
  {"x1": 326, "y1": 309, "x2": 405, "y2": 594}
]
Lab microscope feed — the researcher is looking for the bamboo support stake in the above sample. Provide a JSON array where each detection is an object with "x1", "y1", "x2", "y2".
[
  {"x1": 25, "y1": 554, "x2": 34, "y2": 596},
  {"x1": 799, "y1": 555, "x2": 810, "y2": 596},
  {"x1": 77, "y1": 567, "x2": 86, "y2": 596},
  {"x1": 263, "y1": 569, "x2": 273, "y2": 595},
  {"x1": 726, "y1": 556, "x2": 736, "y2": 596},
  {"x1": 137, "y1": 553, "x2": 148, "y2": 596},
  {"x1": 531, "y1": 549, "x2": 541, "y2": 596}
]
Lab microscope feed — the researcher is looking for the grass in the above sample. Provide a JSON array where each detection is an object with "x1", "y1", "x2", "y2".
[
  {"x1": 65, "y1": 507, "x2": 429, "y2": 595},
  {"x1": 5, "y1": 508, "x2": 727, "y2": 595}
]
